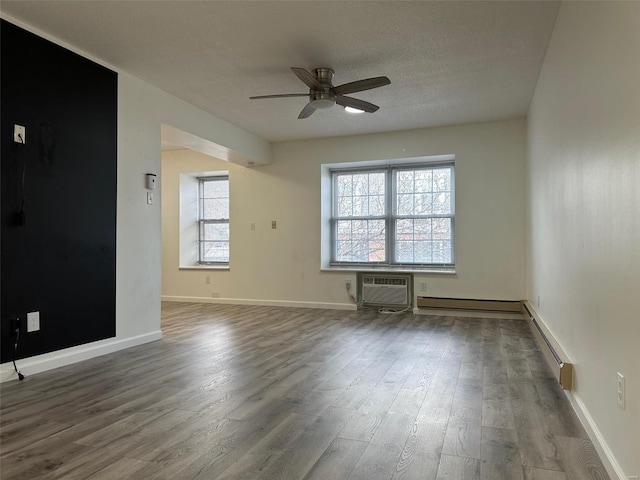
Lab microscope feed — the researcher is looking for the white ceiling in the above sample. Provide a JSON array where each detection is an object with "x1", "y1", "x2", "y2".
[{"x1": 2, "y1": 1, "x2": 560, "y2": 143}]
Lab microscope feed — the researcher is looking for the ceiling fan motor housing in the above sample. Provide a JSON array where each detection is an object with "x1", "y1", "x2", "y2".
[{"x1": 310, "y1": 68, "x2": 336, "y2": 108}]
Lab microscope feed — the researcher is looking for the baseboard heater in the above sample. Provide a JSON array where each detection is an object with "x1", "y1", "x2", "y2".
[
  {"x1": 522, "y1": 301, "x2": 573, "y2": 390},
  {"x1": 416, "y1": 296, "x2": 522, "y2": 313}
]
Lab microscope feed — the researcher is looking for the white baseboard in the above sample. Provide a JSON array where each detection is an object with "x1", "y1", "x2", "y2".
[
  {"x1": 413, "y1": 307, "x2": 524, "y2": 320},
  {"x1": 564, "y1": 384, "x2": 627, "y2": 480},
  {"x1": 162, "y1": 295, "x2": 357, "y2": 311},
  {"x1": 1, "y1": 331, "x2": 162, "y2": 384}
]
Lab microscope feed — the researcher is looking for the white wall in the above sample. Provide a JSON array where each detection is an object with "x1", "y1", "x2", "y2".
[
  {"x1": 526, "y1": 2, "x2": 640, "y2": 478},
  {"x1": 162, "y1": 118, "x2": 526, "y2": 307},
  {"x1": 0, "y1": 15, "x2": 271, "y2": 381}
]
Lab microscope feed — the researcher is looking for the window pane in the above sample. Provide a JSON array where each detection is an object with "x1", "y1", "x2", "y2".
[
  {"x1": 414, "y1": 218, "x2": 433, "y2": 239},
  {"x1": 336, "y1": 195, "x2": 353, "y2": 217},
  {"x1": 201, "y1": 178, "x2": 229, "y2": 220},
  {"x1": 203, "y1": 198, "x2": 229, "y2": 219},
  {"x1": 432, "y1": 192, "x2": 450, "y2": 214},
  {"x1": 201, "y1": 241, "x2": 229, "y2": 263},
  {"x1": 368, "y1": 172, "x2": 385, "y2": 194},
  {"x1": 352, "y1": 174, "x2": 368, "y2": 196},
  {"x1": 369, "y1": 195, "x2": 385, "y2": 216},
  {"x1": 201, "y1": 222, "x2": 229, "y2": 262},
  {"x1": 397, "y1": 194, "x2": 414, "y2": 215},
  {"x1": 335, "y1": 171, "x2": 385, "y2": 218},
  {"x1": 203, "y1": 223, "x2": 229, "y2": 242},
  {"x1": 395, "y1": 217, "x2": 452, "y2": 264},
  {"x1": 415, "y1": 193, "x2": 433, "y2": 215},
  {"x1": 352, "y1": 195, "x2": 368, "y2": 216},
  {"x1": 396, "y1": 171, "x2": 414, "y2": 193},
  {"x1": 433, "y1": 168, "x2": 450, "y2": 192},
  {"x1": 414, "y1": 170, "x2": 432, "y2": 192},
  {"x1": 203, "y1": 179, "x2": 229, "y2": 198},
  {"x1": 335, "y1": 219, "x2": 385, "y2": 262},
  {"x1": 395, "y1": 167, "x2": 452, "y2": 217}
]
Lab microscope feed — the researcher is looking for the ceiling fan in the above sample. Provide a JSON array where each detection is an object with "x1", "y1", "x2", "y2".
[{"x1": 250, "y1": 67, "x2": 391, "y2": 119}]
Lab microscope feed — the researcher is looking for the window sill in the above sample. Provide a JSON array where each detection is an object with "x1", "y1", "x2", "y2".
[
  {"x1": 179, "y1": 265, "x2": 230, "y2": 271},
  {"x1": 320, "y1": 266, "x2": 456, "y2": 275}
]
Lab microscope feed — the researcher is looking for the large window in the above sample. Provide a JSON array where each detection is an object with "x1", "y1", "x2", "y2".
[
  {"x1": 331, "y1": 163, "x2": 454, "y2": 267},
  {"x1": 198, "y1": 176, "x2": 229, "y2": 264}
]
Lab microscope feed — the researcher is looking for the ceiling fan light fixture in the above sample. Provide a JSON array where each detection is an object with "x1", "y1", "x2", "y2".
[
  {"x1": 310, "y1": 98, "x2": 334, "y2": 109},
  {"x1": 345, "y1": 106, "x2": 365, "y2": 114},
  {"x1": 310, "y1": 91, "x2": 336, "y2": 109}
]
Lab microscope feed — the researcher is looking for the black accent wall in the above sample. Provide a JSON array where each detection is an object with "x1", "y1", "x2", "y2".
[{"x1": 1, "y1": 20, "x2": 117, "y2": 363}]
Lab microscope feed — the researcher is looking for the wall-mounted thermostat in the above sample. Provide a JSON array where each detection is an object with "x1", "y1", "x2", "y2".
[{"x1": 145, "y1": 173, "x2": 156, "y2": 190}]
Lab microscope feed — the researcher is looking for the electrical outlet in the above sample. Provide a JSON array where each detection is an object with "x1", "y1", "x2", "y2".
[
  {"x1": 250, "y1": 222, "x2": 255, "y2": 231},
  {"x1": 617, "y1": 372, "x2": 625, "y2": 409},
  {"x1": 211, "y1": 292, "x2": 220, "y2": 298},
  {"x1": 271, "y1": 220, "x2": 277, "y2": 229},
  {"x1": 345, "y1": 280, "x2": 352, "y2": 290},
  {"x1": 14, "y1": 124, "x2": 26, "y2": 144},
  {"x1": 27, "y1": 311, "x2": 40, "y2": 332},
  {"x1": 419, "y1": 281, "x2": 427, "y2": 292},
  {"x1": 205, "y1": 276, "x2": 211, "y2": 285}
]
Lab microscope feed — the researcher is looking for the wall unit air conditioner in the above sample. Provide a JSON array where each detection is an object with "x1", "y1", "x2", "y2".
[{"x1": 358, "y1": 273, "x2": 412, "y2": 308}]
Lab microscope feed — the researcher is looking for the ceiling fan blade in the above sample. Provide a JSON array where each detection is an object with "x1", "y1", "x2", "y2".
[
  {"x1": 249, "y1": 93, "x2": 308, "y2": 99},
  {"x1": 335, "y1": 95, "x2": 379, "y2": 113},
  {"x1": 291, "y1": 67, "x2": 324, "y2": 91},
  {"x1": 298, "y1": 103, "x2": 316, "y2": 119},
  {"x1": 332, "y1": 76, "x2": 391, "y2": 95}
]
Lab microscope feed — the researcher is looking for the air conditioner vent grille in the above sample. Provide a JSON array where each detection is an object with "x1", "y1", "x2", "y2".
[
  {"x1": 359, "y1": 273, "x2": 412, "y2": 308},
  {"x1": 363, "y1": 276, "x2": 408, "y2": 286}
]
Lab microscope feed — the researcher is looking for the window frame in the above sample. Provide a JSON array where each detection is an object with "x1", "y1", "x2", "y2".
[
  {"x1": 197, "y1": 175, "x2": 230, "y2": 265},
  {"x1": 330, "y1": 162, "x2": 455, "y2": 269}
]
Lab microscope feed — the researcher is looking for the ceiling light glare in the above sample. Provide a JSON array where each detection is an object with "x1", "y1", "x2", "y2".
[{"x1": 345, "y1": 106, "x2": 365, "y2": 114}]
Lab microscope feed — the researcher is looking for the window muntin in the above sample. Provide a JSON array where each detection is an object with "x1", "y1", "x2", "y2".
[
  {"x1": 198, "y1": 176, "x2": 229, "y2": 264},
  {"x1": 331, "y1": 164, "x2": 454, "y2": 267}
]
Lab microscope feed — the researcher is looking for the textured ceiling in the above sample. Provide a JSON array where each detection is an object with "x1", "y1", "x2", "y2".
[{"x1": 1, "y1": 1, "x2": 559, "y2": 143}]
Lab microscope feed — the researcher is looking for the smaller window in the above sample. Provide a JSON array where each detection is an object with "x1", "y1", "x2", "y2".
[{"x1": 198, "y1": 176, "x2": 229, "y2": 264}]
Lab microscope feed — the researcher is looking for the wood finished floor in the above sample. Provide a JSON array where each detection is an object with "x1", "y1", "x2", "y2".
[{"x1": 0, "y1": 303, "x2": 609, "y2": 480}]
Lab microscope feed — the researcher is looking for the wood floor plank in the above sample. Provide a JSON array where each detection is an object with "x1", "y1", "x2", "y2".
[
  {"x1": 552, "y1": 435, "x2": 610, "y2": 480},
  {"x1": 303, "y1": 437, "x2": 367, "y2": 480},
  {"x1": 523, "y1": 467, "x2": 568, "y2": 480},
  {"x1": 84, "y1": 456, "x2": 153, "y2": 480},
  {"x1": 442, "y1": 380, "x2": 482, "y2": 460},
  {"x1": 516, "y1": 429, "x2": 563, "y2": 471},
  {"x1": 0, "y1": 441, "x2": 92, "y2": 480},
  {"x1": 435, "y1": 453, "x2": 480, "y2": 480},
  {"x1": 480, "y1": 427, "x2": 524, "y2": 480},
  {"x1": 346, "y1": 388, "x2": 424, "y2": 480},
  {"x1": 213, "y1": 412, "x2": 318, "y2": 480},
  {"x1": 391, "y1": 413, "x2": 448, "y2": 480},
  {"x1": 256, "y1": 406, "x2": 355, "y2": 479},
  {"x1": 338, "y1": 387, "x2": 398, "y2": 442},
  {"x1": 0, "y1": 303, "x2": 610, "y2": 480}
]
